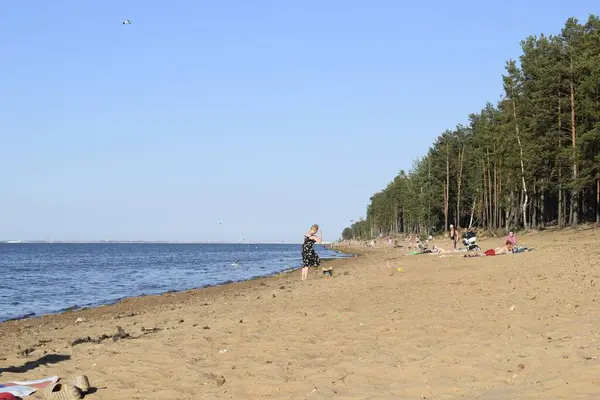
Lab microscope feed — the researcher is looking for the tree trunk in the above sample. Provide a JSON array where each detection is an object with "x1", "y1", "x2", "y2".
[
  {"x1": 456, "y1": 145, "x2": 465, "y2": 228},
  {"x1": 596, "y1": 179, "x2": 600, "y2": 224},
  {"x1": 394, "y1": 202, "x2": 398, "y2": 233},
  {"x1": 506, "y1": 188, "x2": 514, "y2": 230},
  {"x1": 558, "y1": 175, "x2": 563, "y2": 228},
  {"x1": 468, "y1": 197, "x2": 476, "y2": 229},
  {"x1": 486, "y1": 149, "x2": 493, "y2": 230},
  {"x1": 564, "y1": 188, "x2": 569, "y2": 225},
  {"x1": 570, "y1": 81, "x2": 579, "y2": 225},
  {"x1": 558, "y1": 87, "x2": 564, "y2": 229},
  {"x1": 496, "y1": 164, "x2": 501, "y2": 230},
  {"x1": 427, "y1": 157, "x2": 432, "y2": 231},
  {"x1": 569, "y1": 192, "x2": 574, "y2": 224},
  {"x1": 493, "y1": 163, "x2": 498, "y2": 230},
  {"x1": 540, "y1": 186, "x2": 545, "y2": 228},
  {"x1": 531, "y1": 184, "x2": 538, "y2": 229},
  {"x1": 510, "y1": 84, "x2": 529, "y2": 229},
  {"x1": 482, "y1": 158, "x2": 488, "y2": 228},
  {"x1": 444, "y1": 141, "x2": 450, "y2": 232}
]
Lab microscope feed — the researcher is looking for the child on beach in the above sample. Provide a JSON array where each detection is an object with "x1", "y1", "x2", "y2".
[{"x1": 301, "y1": 224, "x2": 322, "y2": 280}]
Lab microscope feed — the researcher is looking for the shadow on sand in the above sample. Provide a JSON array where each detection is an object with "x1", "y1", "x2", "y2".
[{"x1": 0, "y1": 354, "x2": 71, "y2": 374}]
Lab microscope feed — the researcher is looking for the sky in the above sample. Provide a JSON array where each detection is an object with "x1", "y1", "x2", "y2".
[{"x1": 0, "y1": 1, "x2": 596, "y2": 243}]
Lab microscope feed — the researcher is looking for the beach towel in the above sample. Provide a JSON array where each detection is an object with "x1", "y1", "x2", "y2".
[
  {"x1": 0, "y1": 393, "x2": 17, "y2": 400},
  {"x1": 0, "y1": 376, "x2": 59, "y2": 397}
]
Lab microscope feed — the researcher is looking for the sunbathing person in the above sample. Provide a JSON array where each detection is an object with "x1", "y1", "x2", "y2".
[
  {"x1": 494, "y1": 241, "x2": 514, "y2": 255},
  {"x1": 407, "y1": 245, "x2": 455, "y2": 255},
  {"x1": 464, "y1": 241, "x2": 513, "y2": 257},
  {"x1": 429, "y1": 245, "x2": 456, "y2": 254}
]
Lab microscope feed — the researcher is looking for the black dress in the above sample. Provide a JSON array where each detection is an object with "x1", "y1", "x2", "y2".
[{"x1": 301, "y1": 235, "x2": 321, "y2": 267}]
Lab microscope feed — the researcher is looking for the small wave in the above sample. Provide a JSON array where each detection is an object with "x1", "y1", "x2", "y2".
[
  {"x1": 59, "y1": 305, "x2": 82, "y2": 313},
  {"x1": 5, "y1": 312, "x2": 36, "y2": 322}
]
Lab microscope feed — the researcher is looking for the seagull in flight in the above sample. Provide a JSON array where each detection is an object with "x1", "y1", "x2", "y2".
[{"x1": 122, "y1": 20, "x2": 132, "y2": 25}]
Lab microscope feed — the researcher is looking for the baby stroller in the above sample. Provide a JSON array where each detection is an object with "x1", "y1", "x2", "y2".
[{"x1": 462, "y1": 231, "x2": 480, "y2": 251}]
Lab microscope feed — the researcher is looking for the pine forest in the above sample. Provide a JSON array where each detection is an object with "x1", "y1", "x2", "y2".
[{"x1": 342, "y1": 16, "x2": 600, "y2": 240}]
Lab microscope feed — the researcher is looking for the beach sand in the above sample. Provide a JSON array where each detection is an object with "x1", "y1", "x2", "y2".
[{"x1": 2, "y1": 228, "x2": 600, "y2": 399}]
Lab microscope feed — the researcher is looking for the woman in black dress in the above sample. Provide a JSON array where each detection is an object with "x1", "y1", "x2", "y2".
[{"x1": 301, "y1": 224, "x2": 322, "y2": 280}]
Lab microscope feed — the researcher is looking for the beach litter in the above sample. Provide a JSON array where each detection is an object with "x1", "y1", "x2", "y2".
[
  {"x1": 140, "y1": 326, "x2": 161, "y2": 333},
  {"x1": 17, "y1": 347, "x2": 35, "y2": 357},
  {"x1": 0, "y1": 376, "x2": 59, "y2": 398}
]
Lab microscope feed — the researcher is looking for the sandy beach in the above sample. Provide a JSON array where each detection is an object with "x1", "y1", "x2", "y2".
[{"x1": 2, "y1": 228, "x2": 600, "y2": 399}]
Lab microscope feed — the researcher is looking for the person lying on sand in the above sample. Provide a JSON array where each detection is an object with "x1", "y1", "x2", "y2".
[
  {"x1": 430, "y1": 246, "x2": 456, "y2": 254},
  {"x1": 464, "y1": 240, "x2": 513, "y2": 257},
  {"x1": 406, "y1": 245, "x2": 455, "y2": 255}
]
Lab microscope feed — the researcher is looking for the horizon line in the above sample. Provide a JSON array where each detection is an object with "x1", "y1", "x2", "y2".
[{"x1": 1, "y1": 240, "x2": 334, "y2": 245}]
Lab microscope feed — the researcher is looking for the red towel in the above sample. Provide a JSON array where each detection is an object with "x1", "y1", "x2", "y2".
[
  {"x1": 484, "y1": 249, "x2": 496, "y2": 256},
  {"x1": 0, "y1": 393, "x2": 18, "y2": 400}
]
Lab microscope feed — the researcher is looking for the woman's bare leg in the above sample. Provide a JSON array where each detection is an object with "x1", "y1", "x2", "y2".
[{"x1": 301, "y1": 267, "x2": 308, "y2": 280}]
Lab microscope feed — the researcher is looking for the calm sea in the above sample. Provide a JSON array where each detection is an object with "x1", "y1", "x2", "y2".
[{"x1": 0, "y1": 243, "x2": 350, "y2": 322}]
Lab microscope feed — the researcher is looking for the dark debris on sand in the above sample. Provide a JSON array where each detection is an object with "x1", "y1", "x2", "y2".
[
  {"x1": 200, "y1": 371, "x2": 226, "y2": 386},
  {"x1": 71, "y1": 326, "x2": 131, "y2": 347}
]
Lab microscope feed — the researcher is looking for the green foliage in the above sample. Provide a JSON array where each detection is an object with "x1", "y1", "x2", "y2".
[{"x1": 341, "y1": 15, "x2": 600, "y2": 240}]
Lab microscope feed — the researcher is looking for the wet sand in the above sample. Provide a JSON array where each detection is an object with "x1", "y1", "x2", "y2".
[{"x1": 1, "y1": 228, "x2": 600, "y2": 399}]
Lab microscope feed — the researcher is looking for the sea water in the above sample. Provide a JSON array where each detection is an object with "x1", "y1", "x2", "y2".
[{"x1": 0, "y1": 243, "x2": 350, "y2": 322}]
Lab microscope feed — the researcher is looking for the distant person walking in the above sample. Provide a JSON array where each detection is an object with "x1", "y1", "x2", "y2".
[
  {"x1": 449, "y1": 224, "x2": 458, "y2": 249},
  {"x1": 301, "y1": 224, "x2": 322, "y2": 280}
]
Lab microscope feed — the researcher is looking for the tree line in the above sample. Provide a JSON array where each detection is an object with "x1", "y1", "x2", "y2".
[{"x1": 342, "y1": 15, "x2": 600, "y2": 241}]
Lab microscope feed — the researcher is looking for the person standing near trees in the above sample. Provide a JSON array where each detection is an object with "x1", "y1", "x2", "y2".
[
  {"x1": 301, "y1": 224, "x2": 322, "y2": 280},
  {"x1": 449, "y1": 224, "x2": 458, "y2": 249}
]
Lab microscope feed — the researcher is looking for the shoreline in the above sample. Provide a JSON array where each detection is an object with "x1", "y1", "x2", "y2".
[
  {"x1": 0, "y1": 253, "x2": 357, "y2": 331},
  {"x1": 0, "y1": 247, "x2": 355, "y2": 324}
]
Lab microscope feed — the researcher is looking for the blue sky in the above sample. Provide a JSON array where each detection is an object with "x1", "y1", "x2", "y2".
[{"x1": 1, "y1": 1, "x2": 595, "y2": 242}]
